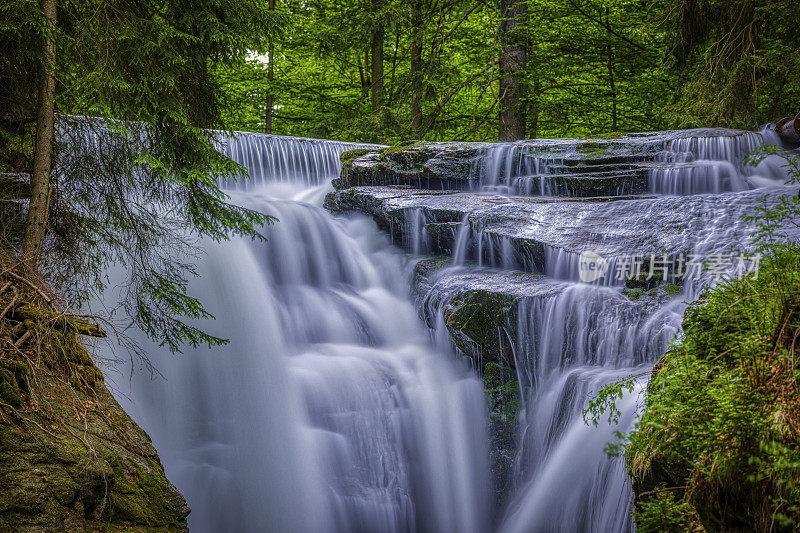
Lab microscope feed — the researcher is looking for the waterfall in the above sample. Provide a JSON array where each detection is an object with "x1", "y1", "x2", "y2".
[
  {"x1": 648, "y1": 130, "x2": 790, "y2": 194},
  {"x1": 498, "y1": 287, "x2": 684, "y2": 533},
  {"x1": 473, "y1": 129, "x2": 789, "y2": 197},
  {"x1": 99, "y1": 131, "x2": 490, "y2": 533},
  {"x1": 87, "y1": 124, "x2": 796, "y2": 533},
  {"x1": 216, "y1": 131, "x2": 378, "y2": 188},
  {"x1": 412, "y1": 129, "x2": 797, "y2": 532}
]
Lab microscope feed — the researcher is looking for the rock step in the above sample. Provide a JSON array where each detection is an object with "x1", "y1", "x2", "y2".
[
  {"x1": 558, "y1": 154, "x2": 654, "y2": 166},
  {"x1": 411, "y1": 259, "x2": 664, "y2": 369},
  {"x1": 544, "y1": 163, "x2": 642, "y2": 174},
  {"x1": 505, "y1": 169, "x2": 650, "y2": 197},
  {"x1": 325, "y1": 185, "x2": 775, "y2": 280}
]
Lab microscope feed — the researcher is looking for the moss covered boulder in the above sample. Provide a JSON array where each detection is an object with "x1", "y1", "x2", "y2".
[
  {"x1": 337, "y1": 143, "x2": 484, "y2": 190},
  {"x1": 0, "y1": 272, "x2": 189, "y2": 532},
  {"x1": 625, "y1": 250, "x2": 800, "y2": 532}
]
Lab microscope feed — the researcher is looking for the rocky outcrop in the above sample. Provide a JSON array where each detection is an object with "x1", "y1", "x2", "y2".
[
  {"x1": 412, "y1": 257, "x2": 558, "y2": 366},
  {"x1": 336, "y1": 129, "x2": 758, "y2": 197},
  {"x1": 0, "y1": 268, "x2": 189, "y2": 532},
  {"x1": 326, "y1": 184, "x2": 775, "y2": 279},
  {"x1": 337, "y1": 142, "x2": 485, "y2": 190}
]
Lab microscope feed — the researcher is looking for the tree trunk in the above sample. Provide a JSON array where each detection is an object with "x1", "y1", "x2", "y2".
[
  {"x1": 498, "y1": 0, "x2": 526, "y2": 141},
  {"x1": 410, "y1": 0, "x2": 424, "y2": 133},
  {"x1": 607, "y1": 52, "x2": 617, "y2": 131},
  {"x1": 24, "y1": 0, "x2": 58, "y2": 269},
  {"x1": 370, "y1": 0, "x2": 384, "y2": 113},
  {"x1": 264, "y1": 0, "x2": 276, "y2": 134},
  {"x1": 359, "y1": 52, "x2": 369, "y2": 99},
  {"x1": 776, "y1": 112, "x2": 800, "y2": 147},
  {"x1": 530, "y1": 75, "x2": 540, "y2": 138}
]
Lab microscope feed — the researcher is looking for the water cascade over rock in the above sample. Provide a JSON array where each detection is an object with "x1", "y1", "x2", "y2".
[
  {"x1": 98, "y1": 132, "x2": 491, "y2": 533},
  {"x1": 328, "y1": 127, "x2": 798, "y2": 532}
]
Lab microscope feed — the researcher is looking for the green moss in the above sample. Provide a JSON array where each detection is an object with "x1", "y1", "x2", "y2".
[
  {"x1": 447, "y1": 289, "x2": 517, "y2": 359},
  {"x1": 0, "y1": 286, "x2": 188, "y2": 531},
  {"x1": 339, "y1": 148, "x2": 374, "y2": 164},
  {"x1": 625, "y1": 287, "x2": 644, "y2": 300},
  {"x1": 0, "y1": 358, "x2": 28, "y2": 407},
  {"x1": 589, "y1": 131, "x2": 626, "y2": 140},
  {"x1": 579, "y1": 141, "x2": 612, "y2": 156},
  {"x1": 664, "y1": 283, "x2": 682, "y2": 296},
  {"x1": 376, "y1": 141, "x2": 424, "y2": 159},
  {"x1": 483, "y1": 361, "x2": 520, "y2": 508}
]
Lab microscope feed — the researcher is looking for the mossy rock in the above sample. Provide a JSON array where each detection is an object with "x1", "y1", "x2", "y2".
[
  {"x1": 337, "y1": 142, "x2": 481, "y2": 189},
  {"x1": 483, "y1": 361, "x2": 520, "y2": 509},
  {"x1": 0, "y1": 293, "x2": 188, "y2": 531},
  {"x1": 444, "y1": 289, "x2": 517, "y2": 366}
]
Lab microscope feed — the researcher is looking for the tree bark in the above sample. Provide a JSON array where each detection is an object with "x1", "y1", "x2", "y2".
[
  {"x1": 607, "y1": 52, "x2": 618, "y2": 131},
  {"x1": 370, "y1": 0, "x2": 384, "y2": 113},
  {"x1": 24, "y1": 0, "x2": 58, "y2": 269},
  {"x1": 498, "y1": 0, "x2": 526, "y2": 141},
  {"x1": 264, "y1": 0, "x2": 276, "y2": 134},
  {"x1": 530, "y1": 75, "x2": 540, "y2": 138},
  {"x1": 410, "y1": 0, "x2": 424, "y2": 133}
]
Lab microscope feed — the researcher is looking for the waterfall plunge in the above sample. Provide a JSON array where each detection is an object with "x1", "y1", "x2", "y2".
[
  {"x1": 99, "y1": 134, "x2": 490, "y2": 533},
  {"x1": 498, "y1": 286, "x2": 685, "y2": 533}
]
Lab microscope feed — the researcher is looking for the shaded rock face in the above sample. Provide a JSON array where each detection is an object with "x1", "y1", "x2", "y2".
[
  {"x1": 411, "y1": 258, "x2": 528, "y2": 509},
  {"x1": 326, "y1": 184, "x2": 783, "y2": 289},
  {"x1": 337, "y1": 143, "x2": 485, "y2": 190},
  {"x1": 413, "y1": 258, "x2": 523, "y2": 366},
  {"x1": 0, "y1": 275, "x2": 189, "y2": 533}
]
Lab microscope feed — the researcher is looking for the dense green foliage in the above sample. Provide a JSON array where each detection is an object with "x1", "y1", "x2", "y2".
[
  {"x1": 626, "y1": 249, "x2": 800, "y2": 531},
  {"x1": 666, "y1": 0, "x2": 800, "y2": 129},
  {"x1": 2, "y1": 0, "x2": 797, "y2": 354},
  {"x1": 0, "y1": 0, "x2": 284, "y2": 353},
  {"x1": 219, "y1": 0, "x2": 799, "y2": 142}
]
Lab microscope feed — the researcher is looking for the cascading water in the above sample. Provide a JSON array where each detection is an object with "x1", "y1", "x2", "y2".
[
  {"x1": 88, "y1": 123, "x2": 796, "y2": 533},
  {"x1": 471, "y1": 129, "x2": 789, "y2": 197},
  {"x1": 98, "y1": 132, "x2": 491, "y2": 532},
  {"x1": 405, "y1": 128, "x2": 796, "y2": 532},
  {"x1": 497, "y1": 286, "x2": 684, "y2": 533},
  {"x1": 216, "y1": 131, "x2": 377, "y2": 187}
]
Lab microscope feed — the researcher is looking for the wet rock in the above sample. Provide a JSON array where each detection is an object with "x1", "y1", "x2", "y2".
[
  {"x1": 327, "y1": 185, "x2": 790, "y2": 275},
  {"x1": 337, "y1": 128, "x2": 758, "y2": 197},
  {"x1": 338, "y1": 143, "x2": 485, "y2": 189}
]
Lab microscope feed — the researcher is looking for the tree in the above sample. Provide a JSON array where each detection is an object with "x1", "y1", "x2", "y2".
[
  {"x1": 1, "y1": 0, "x2": 286, "y2": 353},
  {"x1": 23, "y1": 0, "x2": 56, "y2": 268},
  {"x1": 410, "y1": 0, "x2": 424, "y2": 133},
  {"x1": 666, "y1": 0, "x2": 800, "y2": 128},
  {"x1": 498, "y1": 0, "x2": 526, "y2": 140},
  {"x1": 265, "y1": 0, "x2": 277, "y2": 134},
  {"x1": 369, "y1": 0, "x2": 384, "y2": 112}
]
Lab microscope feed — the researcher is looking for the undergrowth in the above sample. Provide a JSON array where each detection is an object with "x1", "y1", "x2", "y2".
[{"x1": 626, "y1": 248, "x2": 800, "y2": 531}]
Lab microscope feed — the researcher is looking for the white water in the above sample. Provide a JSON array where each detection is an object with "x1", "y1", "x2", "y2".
[
  {"x1": 472, "y1": 129, "x2": 789, "y2": 196},
  {"x1": 217, "y1": 131, "x2": 379, "y2": 187},
  {"x1": 421, "y1": 129, "x2": 796, "y2": 532},
  {"x1": 88, "y1": 126, "x2": 796, "y2": 533},
  {"x1": 498, "y1": 286, "x2": 684, "y2": 533},
  {"x1": 99, "y1": 133, "x2": 490, "y2": 532}
]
